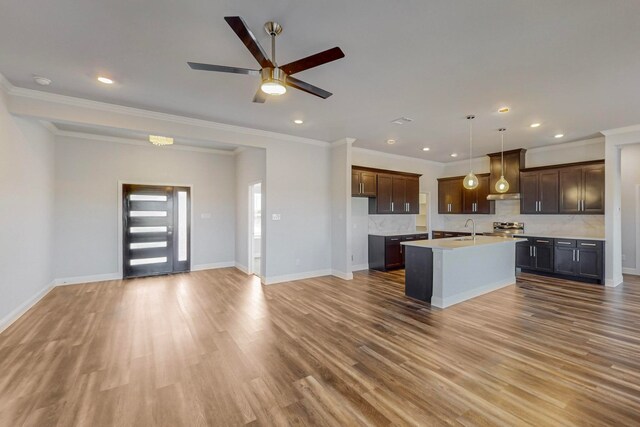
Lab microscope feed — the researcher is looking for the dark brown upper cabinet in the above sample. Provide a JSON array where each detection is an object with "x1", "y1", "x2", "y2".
[
  {"x1": 437, "y1": 177, "x2": 463, "y2": 214},
  {"x1": 559, "y1": 162, "x2": 604, "y2": 214},
  {"x1": 462, "y1": 174, "x2": 495, "y2": 214},
  {"x1": 352, "y1": 168, "x2": 377, "y2": 197},
  {"x1": 352, "y1": 166, "x2": 421, "y2": 215},
  {"x1": 487, "y1": 149, "x2": 526, "y2": 195},
  {"x1": 520, "y1": 169, "x2": 559, "y2": 214}
]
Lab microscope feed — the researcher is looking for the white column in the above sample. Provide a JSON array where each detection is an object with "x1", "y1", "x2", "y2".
[
  {"x1": 604, "y1": 140, "x2": 623, "y2": 286},
  {"x1": 330, "y1": 138, "x2": 355, "y2": 280}
]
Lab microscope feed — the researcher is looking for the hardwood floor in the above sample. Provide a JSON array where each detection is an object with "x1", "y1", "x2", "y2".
[{"x1": 1, "y1": 269, "x2": 640, "y2": 426}]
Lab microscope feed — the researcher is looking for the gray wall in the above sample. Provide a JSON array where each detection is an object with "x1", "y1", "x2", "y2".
[
  {"x1": 0, "y1": 91, "x2": 55, "y2": 328},
  {"x1": 621, "y1": 144, "x2": 640, "y2": 271}
]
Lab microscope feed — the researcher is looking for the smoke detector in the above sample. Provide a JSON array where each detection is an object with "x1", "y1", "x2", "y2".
[{"x1": 33, "y1": 75, "x2": 52, "y2": 86}]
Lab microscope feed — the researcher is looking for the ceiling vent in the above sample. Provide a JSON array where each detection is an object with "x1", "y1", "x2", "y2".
[{"x1": 391, "y1": 117, "x2": 414, "y2": 125}]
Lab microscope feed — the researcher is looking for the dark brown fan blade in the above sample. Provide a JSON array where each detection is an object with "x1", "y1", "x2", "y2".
[
  {"x1": 280, "y1": 47, "x2": 345, "y2": 75},
  {"x1": 188, "y1": 62, "x2": 260, "y2": 76},
  {"x1": 224, "y1": 16, "x2": 274, "y2": 69},
  {"x1": 286, "y1": 76, "x2": 332, "y2": 99},
  {"x1": 252, "y1": 88, "x2": 267, "y2": 103}
]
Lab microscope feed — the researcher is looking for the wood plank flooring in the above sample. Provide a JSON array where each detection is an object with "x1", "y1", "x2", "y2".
[{"x1": 1, "y1": 269, "x2": 640, "y2": 426}]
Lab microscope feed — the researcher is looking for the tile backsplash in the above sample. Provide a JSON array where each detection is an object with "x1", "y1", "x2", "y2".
[
  {"x1": 369, "y1": 214, "x2": 417, "y2": 234},
  {"x1": 441, "y1": 200, "x2": 604, "y2": 237}
]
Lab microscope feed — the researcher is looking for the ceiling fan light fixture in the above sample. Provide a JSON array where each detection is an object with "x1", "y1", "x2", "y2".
[{"x1": 260, "y1": 67, "x2": 287, "y2": 96}]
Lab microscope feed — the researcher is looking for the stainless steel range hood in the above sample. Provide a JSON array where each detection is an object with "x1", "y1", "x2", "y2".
[{"x1": 487, "y1": 193, "x2": 521, "y2": 201}]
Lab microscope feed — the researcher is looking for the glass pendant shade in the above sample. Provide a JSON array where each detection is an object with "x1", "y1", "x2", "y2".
[
  {"x1": 464, "y1": 172, "x2": 479, "y2": 190},
  {"x1": 462, "y1": 115, "x2": 479, "y2": 190},
  {"x1": 495, "y1": 175, "x2": 510, "y2": 193}
]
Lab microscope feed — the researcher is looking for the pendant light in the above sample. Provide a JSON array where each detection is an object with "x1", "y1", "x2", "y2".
[
  {"x1": 463, "y1": 115, "x2": 479, "y2": 190},
  {"x1": 495, "y1": 128, "x2": 510, "y2": 193}
]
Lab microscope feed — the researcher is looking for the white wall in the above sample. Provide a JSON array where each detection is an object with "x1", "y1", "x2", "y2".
[
  {"x1": 621, "y1": 144, "x2": 640, "y2": 272},
  {"x1": 0, "y1": 90, "x2": 55, "y2": 329},
  {"x1": 263, "y1": 141, "x2": 332, "y2": 283},
  {"x1": 235, "y1": 148, "x2": 266, "y2": 275},
  {"x1": 53, "y1": 135, "x2": 236, "y2": 281}
]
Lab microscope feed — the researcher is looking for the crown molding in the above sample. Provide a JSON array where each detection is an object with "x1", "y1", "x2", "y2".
[
  {"x1": 526, "y1": 136, "x2": 604, "y2": 154},
  {"x1": 352, "y1": 146, "x2": 445, "y2": 167},
  {"x1": 38, "y1": 120, "x2": 59, "y2": 135},
  {"x1": 602, "y1": 124, "x2": 640, "y2": 136},
  {"x1": 7, "y1": 84, "x2": 330, "y2": 148},
  {"x1": 332, "y1": 137, "x2": 357, "y2": 146},
  {"x1": 55, "y1": 129, "x2": 236, "y2": 155}
]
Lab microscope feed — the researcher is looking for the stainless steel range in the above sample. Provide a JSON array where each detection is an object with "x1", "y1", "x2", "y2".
[{"x1": 484, "y1": 222, "x2": 525, "y2": 237}]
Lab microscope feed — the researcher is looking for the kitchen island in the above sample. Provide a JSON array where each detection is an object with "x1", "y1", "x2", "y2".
[{"x1": 401, "y1": 236, "x2": 526, "y2": 308}]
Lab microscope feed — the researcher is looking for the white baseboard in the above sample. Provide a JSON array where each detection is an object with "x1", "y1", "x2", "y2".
[
  {"x1": 234, "y1": 262, "x2": 249, "y2": 274},
  {"x1": 0, "y1": 281, "x2": 55, "y2": 333},
  {"x1": 331, "y1": 270, "x2": 353, "y2": 280},
  {"x1": 605, "y1": 274, "x2": 625, "y2": 287},
  {"x1": 263, "y1": 269, "x2": 332, "y2": 285},
  {"x1": 54, "y1": 273, "x2": 122, "y2": 286},
  {"x1": 191, "y1": 261, "x2": 235, "y2": 271},
  {"x1": 622, "y1": 268, "x2": 639, "y2": 276},
  {"x1": 431, "y1": 277, "x2": 515, "y2": 309},
  {"x1": 351, "y1": 264, "x2": 369, "y2": 272}
]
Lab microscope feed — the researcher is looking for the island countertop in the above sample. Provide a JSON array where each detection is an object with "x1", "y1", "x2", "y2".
[{"x1": 401, "y1": 235, "x2": 527, "y2": 251}]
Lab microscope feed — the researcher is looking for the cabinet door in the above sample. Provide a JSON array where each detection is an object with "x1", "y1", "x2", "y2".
[
  {"x1": 391, "y1": 176, "x2": 406, "y2": 213},
  {"x1": 582, "y1": 164, "x2": 604, "y2": 214},
  {"x1": 385, "y1": 239, "x2": 403, "y2": 269},
  {"x1": 462, "y1": 187, "x2": 476, "y2": 214},
  {"x1": 516, "y1": 242, "x2": 533, "y2": 269},
  {"x1": 361, "y1": 171, "x2": 377, "y2": 197},
  {"x1": 405, "y1": 178, "x2": 420, "y2": 214},
  {"x1": 438, "y1": 181, "x2": 449, "y2": 214},
  {"x1": 520, "y1": 171, "x2": 539, "y2": 214},
  {"x1": 376, "y1": 174, "x2": 393, "y2": 214},
  {"x1": 539, "y1": 170, "x2": 559, "y2": 214},
  {"x1": 576, "y1": 248, "x2": 602, "y2": 279},
  {"x1": 534, "y1": 245, "x2": 554, "y2": 272},
  {"x1": 432, "y1": 231, "x2": 444, "y2": 239},
  {"x1": 559, "y1": 167, "x2": 582, "y2": 214},
  {"x1": 475, "y1": 175, "x2": 494, "y2": 214},
  {"x1": 351, "y1": 171, "x2": 361, "y2": 196},
  {"x1": 490, "y1": 152, "x2": 521, "y2": 195},
  {"x1": 554, "y1": 247, "x2": 578, "y2": 275},
  {"x1": 448, "y1": 180, "x2": 463, "y2": 214}
]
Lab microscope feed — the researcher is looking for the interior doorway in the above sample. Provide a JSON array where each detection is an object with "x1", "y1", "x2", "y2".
[
  {"x1": 249, "y1": 182, "x2": 262, "y2": 277},
  {"x1": 122, "y1": 184, "x2": 191, "y2": 278}
]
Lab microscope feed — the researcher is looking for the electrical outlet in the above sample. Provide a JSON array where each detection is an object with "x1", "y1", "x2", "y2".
[{"x1": 272, "y1": 213, "x2": 281, "y2": 221}]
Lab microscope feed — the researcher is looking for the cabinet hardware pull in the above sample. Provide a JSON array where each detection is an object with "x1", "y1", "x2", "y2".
[
  {"x1": 533, "y1": 246, "x2": 537, "y2": 257},
  {"x1": 577, "y1": 250, "x2": 580, "y2": 262},
  {"x1": 581, "y1": 243, "x2": 597, "y2": 247},
  {"x1": 572, "y1": 249, "x2": 576, "y2": 261},
  {"x1": 391, "y1": 202, "x2": 394, "y2": 211},
  {"x1": 539, "y1": 201, "x2": 542, "y2": 211},
  {"x1": 536, "y1": 201, "x2": 539, "y2": 212},
  {"x1": 582, "y1": 200, "x2": 585, "y2": 211},
  {"x1": 558, "y1": 241, "x2": 571, "y2": 245},
  {"x1": 529, "y1": 246, "x2": 532, "y2": 257},
  {"x1": 537, "y1": 240, "x2": 549, "y2": 243}
]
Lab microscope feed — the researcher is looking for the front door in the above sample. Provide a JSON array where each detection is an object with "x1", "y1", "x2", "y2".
[{"x1": 123, "y1": 184, "x2": 190, "y2": 278}]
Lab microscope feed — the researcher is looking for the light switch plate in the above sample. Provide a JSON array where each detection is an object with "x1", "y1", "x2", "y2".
[{"x1": 272, "y1": 213, "x2": 281, "y2": 221}]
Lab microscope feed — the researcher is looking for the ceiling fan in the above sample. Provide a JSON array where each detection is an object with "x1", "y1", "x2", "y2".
[{"x1": 188, "y1": 16, "x2": 345, "y2": 103}]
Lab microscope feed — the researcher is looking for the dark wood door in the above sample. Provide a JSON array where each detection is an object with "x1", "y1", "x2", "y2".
[
  {"x1": 462, "y1": 186, "x2": 476, "y2": 214},
  {"x1": 533, "y1": 244, "x2": 554, "y2": 272},
  {"x1": 123, "y1": 184, "x2": 191, "y2": 278},
  {"x1": 576, "y1": 248, "x2": 601, "y2": 279},
  {"x1": 361, "y1": 171, "x2": 377, "y2": 197},
  {"x1": 405, "y1": 178, "x2": 420, "y2": 214},
  {"x1": 554, "y1": 247, "x2": 578, "y2": 276},
  {"x1": 438, "y1": 180, "x2": 449, "y2": 214},
  {"x1": 351, "y1": 171, "x2": 361, "y2": 196},
  {"x1": 519, "y1": 171, "x2": 539, "y2": 214},
  {"x1": 539, "y1": 170, "x2": 559, "y2": 214},
  {"x1": 376, "y1": 174, "x2": 393, "y2": 214},
  {"x1": 582, "y1": 164, "x2": 605, "y2": 214},
  {"x1": 559, "y1": 167, "x2": 582, "y2": 214},
  {"x1": 516, "y1": 241, "x2": 533, "y2": 269},
  {"x1": 391, "y1": 176, "x2": 406, "y2": 213},
  {"x1": 475, "y1": 175, "x2": 493, "y2": 214},
  {"x1": 490, "y1": 152, "x2": 521, "y2": 195},
  {"x1": 385, "y1": 238, "x2": 403, "y2": 269}
]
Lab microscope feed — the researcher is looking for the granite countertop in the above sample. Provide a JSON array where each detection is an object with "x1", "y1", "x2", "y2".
[
  {"x1": 401, "y1": 235, "x2": 527, "y2": 251},
  {"x1": 519, "y1": 233, "x2": 605, "y2": 241},
  {"x1": 368, "y1": 228, "x2": 429, "y2": 237}
]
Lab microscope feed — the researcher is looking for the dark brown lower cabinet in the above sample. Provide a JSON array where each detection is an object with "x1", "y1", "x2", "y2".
[
  {"x1": 517, "y1": 237, "x2": 604, "y2": 284},
  {"x1": 431, "y1": 230, "x2": 473, "y2": 239},
  {"x1": 368, "y1": 233, "x2": 429, "y2": 271}
]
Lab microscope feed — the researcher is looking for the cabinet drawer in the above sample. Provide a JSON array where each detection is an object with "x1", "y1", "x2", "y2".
[
  {"x1": 443, "y1": 232, "x2": 455, "y2": 238},
  {"x1": 385, "y1": 236, "x2": 402, "y2": 243},
  {"x1": 555, "y1": 239, "x2": 576, "y2": 247},
  {"x1": 416, "y1": 234, "x2": 429, "y2": 240},
  {"x1": 533, "y1": 238, "x2": 554, "y2": 246},
  {"x1": 577, "y1": 240, "x2": 603, "y2": 251},
  {"x1": 402, "y1": 235, "x2": 416, "y2": 242}
]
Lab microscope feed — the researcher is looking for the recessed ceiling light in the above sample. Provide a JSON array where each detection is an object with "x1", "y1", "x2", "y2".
[
  {"x1": 450, "y1": 153, "x2": 458, "y2": 158},
  {"x1": 33, "y1": 75, "x2": 52, "y2": 86},
  {"x1": 498, "y1": 107, "x2": 510, "y2": 113},
  {"x1": 386, "y1": 139, "x2": 396, "y2": 145},
  {"x1": 554, "y1": 133, "x2": 564, "y2": 138},
  {"x1": 293, "y1": 119, "x2": 304, "y2": 124},
  {"x1": 530, "y1": 123, "x2": 541, "y2": 128},
  {"x1": 422, "y1": 147, "x2": 430, "y2": 152},
  {"x1": 97, "y1": 76, "x2": 114, "y2": 85},
  {"x1": 149, "y1": 135, "x2": 174, "y2": 146}
]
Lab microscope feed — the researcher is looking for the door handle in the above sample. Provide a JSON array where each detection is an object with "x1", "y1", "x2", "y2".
[{"x1": 391, "y1": 202, "x2": 394, "y2": 211}]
